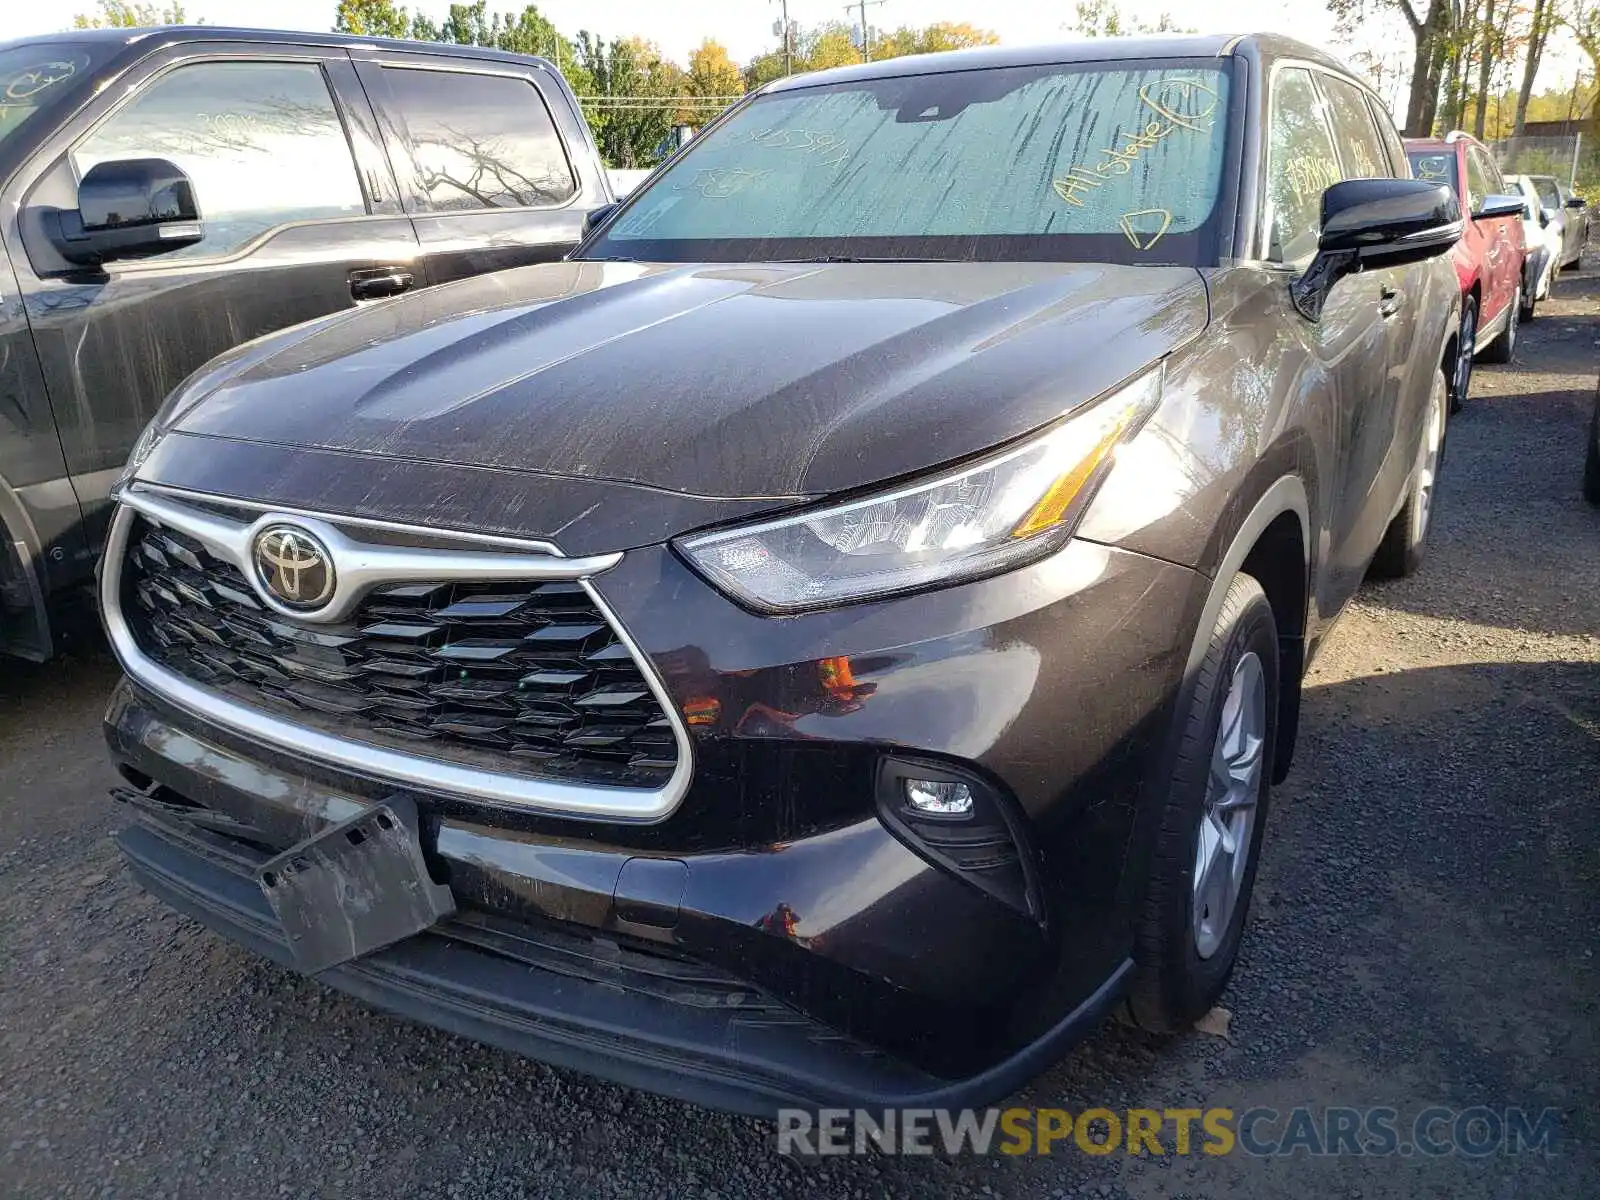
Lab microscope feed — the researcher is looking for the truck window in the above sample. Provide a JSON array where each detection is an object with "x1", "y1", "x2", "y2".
[
  {"x1": 380, "y1": 68, "x2": 576, "y2": 212},
  {"x1": 70, "y1": 60, "x2": 367, "y2": 260}
]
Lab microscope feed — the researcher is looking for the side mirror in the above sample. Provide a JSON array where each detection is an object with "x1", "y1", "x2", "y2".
[
  {"x1": 1540, "y1": 206, "x2": 1554, "y2": 227},
  {"x1": 1291, "y1": 179, "x2": 1461, "y2": 321},
  {"x1": 46, "y1": 158, "x2": 202, "y2": 268},
  {"x1": 583, "y1": 202, "x2": 619, "y2": 236},
  {"x1": 1474, "y1": 193, "x2": 1527, "y2": 221},
  {"x1": 1566, "y1": 195, "x2": 1587, "y2": 210}
]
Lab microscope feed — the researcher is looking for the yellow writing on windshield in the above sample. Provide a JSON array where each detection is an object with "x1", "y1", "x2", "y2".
[
  {"x1": 1052, "y1": 77, "x2": 1219, "y2": 210},
  {"x1": 1119, "y1": 208, "x2": 1173, "y2": 250}
]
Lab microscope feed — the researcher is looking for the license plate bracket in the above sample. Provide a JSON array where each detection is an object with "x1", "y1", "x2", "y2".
[{"x1": 256, "y1": 796, "x2": 455, "y2": 974}]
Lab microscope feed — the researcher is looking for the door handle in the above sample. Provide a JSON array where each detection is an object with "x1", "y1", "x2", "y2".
[
  {"x1": 1379, "y1": 284, "x2": 1402, "y2": 318},
  {"x1": 350, "y1": 267, "x2": 415, "y2": 301}
]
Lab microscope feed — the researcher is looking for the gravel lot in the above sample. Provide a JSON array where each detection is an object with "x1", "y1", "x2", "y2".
[{"x1": 2, "y1": 267, "x2": 1596, "y2": 1200}]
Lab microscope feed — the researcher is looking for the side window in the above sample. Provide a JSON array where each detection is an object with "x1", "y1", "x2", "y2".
[
  {"x1": 1366, "y1": 95, "x2": 1409, "y2": 176},
  {"x1": 71, "y1": 60, "x2": 366, "y2": 261},
  {"x1": 1265, "y1": 68, "x2": 1342, "y2": 263},
  {"x1": 1534, "y1": 178, "x2": 1561, "y2": 209},
  {"x1": 381, "y1": 68, "x2": 576, "y2": 212},
  {"x1": 1320, "y1": 76, "x2": 1390, "y2": 180},
  {"x1": 1475, "y1": 147, "x2": 1507, "y2": 195},
  {"x1": 1464, "y1": 146, "x2": 1489, "y2": 213}
]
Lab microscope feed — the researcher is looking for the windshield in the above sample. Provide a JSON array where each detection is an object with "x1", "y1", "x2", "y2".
[
  {"x1": 0, "y1": 43, "x2": 96, "y2": 151},
  {"x1": 1406, "y1": 149, "x2": 1459, "y2": 194},
  {"x1": 583, "y1": 59, "x2": 1234, "y2": 267}
]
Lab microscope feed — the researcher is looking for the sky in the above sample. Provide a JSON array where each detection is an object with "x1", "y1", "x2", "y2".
[{"x1": 9, "y1": 0, "x2": 1588, "y2": 110}]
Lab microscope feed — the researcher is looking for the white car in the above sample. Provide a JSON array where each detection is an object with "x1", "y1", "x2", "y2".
[{"x1": 1506, "y1": 173, "x2": 1562, "y2": 319}]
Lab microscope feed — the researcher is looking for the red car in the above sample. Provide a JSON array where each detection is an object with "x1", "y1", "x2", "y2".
[{"x1": 1405, "y1": 132, "x2": 1528, "y2": 409}]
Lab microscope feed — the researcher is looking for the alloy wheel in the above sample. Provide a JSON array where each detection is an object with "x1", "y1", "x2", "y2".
[
  {"x1": 1192, "y1": 651, "x2": 1266, "y2": 960},
  {"x1": 1411, "y1": 374, "x2": 1447, "y2": 544},
  {"x1": 1455, "y1": 303, "x2": 1476, "y2": 406}
]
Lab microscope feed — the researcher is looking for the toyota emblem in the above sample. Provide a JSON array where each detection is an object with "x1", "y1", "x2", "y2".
[{"x1": 252, "y1": 524, "x2": 335, "y2": 611}]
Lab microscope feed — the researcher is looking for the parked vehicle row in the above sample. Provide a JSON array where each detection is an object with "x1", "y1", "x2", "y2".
[
  {"x1": 0, "y1": 26, "x2": 1589, "y2": 1117},
  {"x1": 0, "y1": 27, "x2": 614, "y2": 661}
]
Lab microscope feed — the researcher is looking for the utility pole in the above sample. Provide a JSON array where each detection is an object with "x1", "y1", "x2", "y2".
[
  {"x1": 771, "y1": 0, "x2": 794, "y2": 76},
  {"x1": 845, "y1": 0, "x2": 887, "y2": 61}
]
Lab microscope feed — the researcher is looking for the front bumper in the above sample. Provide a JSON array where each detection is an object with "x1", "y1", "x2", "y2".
[
  {"x1": 105, "y1": 527, "x2": 1205, "y2": 1107},
  {"x1": 116, "y1": 801, "x2": 1131, "y2": 1116}
]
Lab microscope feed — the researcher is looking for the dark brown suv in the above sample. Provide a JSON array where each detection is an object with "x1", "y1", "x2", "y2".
[{"x1": 103, "y1": 34, "x2": 1462, "y2": 1114}]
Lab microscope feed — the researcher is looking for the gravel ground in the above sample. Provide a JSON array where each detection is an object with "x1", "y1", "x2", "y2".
[{"x1": 2, "y1": 266, "x2": 1597, "y2": 1200}]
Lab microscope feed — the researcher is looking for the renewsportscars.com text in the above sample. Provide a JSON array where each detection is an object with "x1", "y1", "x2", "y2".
[{"x1": 776, "y1": 1106, "x2": 1563, "y2": 1157}]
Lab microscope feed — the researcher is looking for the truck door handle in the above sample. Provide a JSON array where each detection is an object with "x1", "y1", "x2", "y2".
[
  {"x1": 350, "y1": 267, "x2": 415, "y2": 301},
  {"x1": 1379, "y1": 284, "x2": 1402, "y2": 318}
]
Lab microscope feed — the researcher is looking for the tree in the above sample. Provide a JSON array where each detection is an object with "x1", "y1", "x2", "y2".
[
  {"x1": 874, "y1": 21, "x2": 1000, "y2": 56},
  {"x1": 73, "y1": 0, "x2": 188, "y2": 25},
  {"x1": 578, "y1": 34, "x2": 685, "y2": 169},
  {"x1": 684, "y1": 40, "x2": 744, "y2": 124},
  {"x1": 1330, "y1": 0, "x2": 1461, "y2": 134},
  {"x1": 332, "y1": 0, "x2": 410, "y2": 37},
  {"x1": 1067, "y1": 1, "x2": 1192, "y2": 36},
  {"x1": 1514, "y1": 0, "x2": 1555, "y2": 135}
]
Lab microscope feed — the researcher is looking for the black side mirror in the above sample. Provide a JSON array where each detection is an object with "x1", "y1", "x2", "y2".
[
  {"x1": 47, "y1": 158, "x2": 202, "y2": 268},
  {"x1": 1474, "y1": 193, "x2": 1527, "y2": 221},
  {"x1": 1291, "y1": 179, "x2": 1461, "y2": 320},
  {"x1": 583, "y1": 202, "x2": 619, "y2": 236},
  {"x1": 1566, "y1": 195, "x2": 1586, "y2": 210}
]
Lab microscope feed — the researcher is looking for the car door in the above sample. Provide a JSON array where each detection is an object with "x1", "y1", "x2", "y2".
[
  {"x1": 1545, "y1": 178, "x2": 1581, "y2": 265},
  {"x1": 1316, "y1": 73, "x2": 1423, "y2": 560},
  {"x1": 349, "y1": 49, "x2": 609, "y2": 286},
  {"x1": 1464, "y1": 144, "x2": 1518, "y2": 327},
  {"x1": 2, "y1": 41, "x2": 422, "y2": 552},
  {"x1": 1263, "y1": 67, "x2": 1391, "y2": 617}
]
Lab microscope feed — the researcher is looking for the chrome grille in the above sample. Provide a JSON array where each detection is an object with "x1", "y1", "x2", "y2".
[{"x1": 120, "y1": 515, "x2": 677, "y2": 788}]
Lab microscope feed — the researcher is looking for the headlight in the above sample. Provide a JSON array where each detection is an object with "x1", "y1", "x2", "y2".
[{"x1": 677, "y1": 365, "x2": 1163, "y2": 612}]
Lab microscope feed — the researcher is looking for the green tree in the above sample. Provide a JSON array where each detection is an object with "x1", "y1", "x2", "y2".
[
  {"x1": 578, "y1": 34, "x2": 685, "y2": 168},
  {"x1": 1067, "y1": 1, "x2": 1191, "y2": 36},
  {"x1": 332, "y1": 0, "x2": 411, "y2": 37},
  {"x1": 72, "y1": 0, "x2": 188, "y2": 26}
]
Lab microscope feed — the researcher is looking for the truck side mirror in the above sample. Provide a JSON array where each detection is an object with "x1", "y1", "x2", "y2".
[{"x1": 47, "y1": 158, "x2": 203, "y2": 268}]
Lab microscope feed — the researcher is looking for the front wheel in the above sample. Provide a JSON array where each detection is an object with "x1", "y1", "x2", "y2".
[
  {"x1": 1127, "y1": 573, "x2": 1278, "y2": 1033},
  {"x1": 1452, "y1": 297, "x2": 1477, "y2": 413},
  {"x1": 1480, "y1": 288, "x2": 1519, "y2": 364},
  {"x1": 1371, "y1": 368, "x2": 1449, "y2": 578}
]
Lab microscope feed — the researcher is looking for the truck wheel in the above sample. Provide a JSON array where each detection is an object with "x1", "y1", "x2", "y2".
[{"x1": 1126, "y1": 573, "x2": 1277, "y2": 1033}]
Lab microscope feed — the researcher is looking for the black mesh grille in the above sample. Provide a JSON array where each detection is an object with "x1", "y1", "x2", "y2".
[{"x1": 120, "y1": 516, "x2": 677, "y2": 788}]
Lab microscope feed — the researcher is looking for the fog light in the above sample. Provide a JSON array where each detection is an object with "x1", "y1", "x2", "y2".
[{"x1": 904, "y1": 779, "x2": 974, "y2": 816}]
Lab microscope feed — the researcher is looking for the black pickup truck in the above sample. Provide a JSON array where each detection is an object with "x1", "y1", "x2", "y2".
[{"x1": 0, "y1": 26, "x2": 612, "y2": 660}]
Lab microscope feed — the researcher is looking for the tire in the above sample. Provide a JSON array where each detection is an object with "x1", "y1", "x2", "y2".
[
  {"x1": 1126, "y1": 572, "x2": 1278, "y2": 1033},
  {"x1": 1480, "y1": 288, "x2": 1519, "y2": 364},
  {"x1": 1584, "y1": 398, "x2": 1600, "y2": 507},
  {"x1": 1451, "y1": 296, "x2": 1476, "y2": 413},
  {"x1": 1371, "y1": 368, "x2": 1449, "y2": 578},
  {"x1": 1520, "y1": 275, "x2": 1536, "y2": 321}
]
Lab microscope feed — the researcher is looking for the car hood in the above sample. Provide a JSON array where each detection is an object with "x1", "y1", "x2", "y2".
[{"x1": 155, "y1": 259, "x2": 1207, "y2": 509}]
